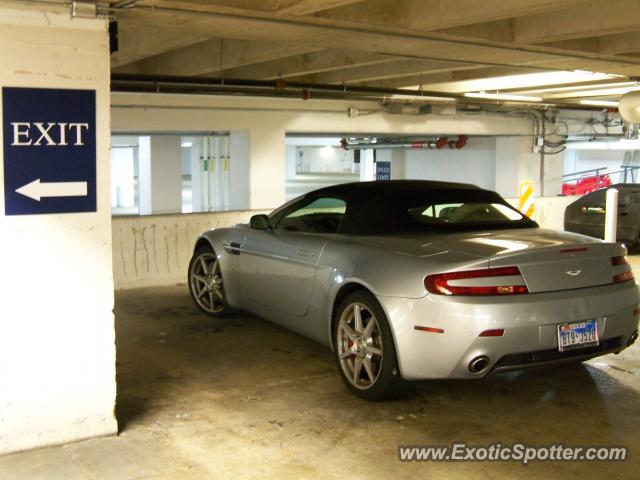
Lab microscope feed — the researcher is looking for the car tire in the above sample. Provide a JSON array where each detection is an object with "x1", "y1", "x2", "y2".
[
  {"x1": 188, "y1": 245, "x2": 232, "y2": 317},
  {"x1": 333, "y1": 290, "x2": 403, "y2": 400}
]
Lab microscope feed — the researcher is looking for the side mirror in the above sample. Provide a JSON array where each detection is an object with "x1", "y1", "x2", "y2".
[{"x1": 250, "y1": 214, "x2": 271, "y2": 230}]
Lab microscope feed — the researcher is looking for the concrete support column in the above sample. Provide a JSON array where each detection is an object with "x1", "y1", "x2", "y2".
[
  {"x1": 495, "y1": 136, "x2": 540, "y2": 198},
  {"x1": 218, "y1": 136, "x2": 230, "y2": 211},
  {"x1": 189, "y1": 140, "x2": 204, "y2": 213},
  {"x1": 0, "y1": 4, "x2": 116, "y2": 454},
  {"x1": 227, "y1": 128, "x2": 286, "y2": 211},
  {"x1": 228, "y1": 132, "x2": 251, "y2": 210},
  {"x1": 360, "y1": 149, "x2": 375, "y2": 181},
  {"x1": 495, "y1": 137, "x2": 564, "y2": 198},
  {"x1": 542, "y1": 149, "x2": 565, "y2": 197},
  {"x1": 139, "y1": 136, "x2": 182, "y2": 215},
  {"x1": 249, "y1": 128, "x2": 286, "y2": 209},
  {"x1": 376, "y1": 149, "x2": 406, "y2": 179}
]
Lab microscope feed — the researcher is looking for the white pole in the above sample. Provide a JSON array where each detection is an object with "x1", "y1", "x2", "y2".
[{"x1": 605, "y1": 188, "x2": 619, "y2": 243}]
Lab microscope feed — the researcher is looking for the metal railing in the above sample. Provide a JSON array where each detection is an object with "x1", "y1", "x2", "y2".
[
  {"x1": 562, "y1": 167, "x2": 608, "y2": 188},
  {"x1": 562, "y1": 166, "x2": 640, "y2": 188},
  {"x1": 618, "y1": 165, "x2": 640, "y2": 183}
]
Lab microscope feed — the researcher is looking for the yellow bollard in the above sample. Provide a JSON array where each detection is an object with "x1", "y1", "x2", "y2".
[{"x1": 518, "y1": 180, "x2": 535, "y2": 218}]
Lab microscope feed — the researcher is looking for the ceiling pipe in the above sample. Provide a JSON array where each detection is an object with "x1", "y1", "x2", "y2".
[
  {"x1": 112, "y1": 73, "x2": 459, "y2": 101},
  {"x1": 110, "y1": 73, "x2": 613, "y2": 111},
  {"x1": 343, "y1": 136, "x2": 468, "y2": 150}
]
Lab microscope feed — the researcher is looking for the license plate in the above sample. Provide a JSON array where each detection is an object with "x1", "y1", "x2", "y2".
[{"x1": 557, "y1": 320, "x2": 599, "y2": 352}]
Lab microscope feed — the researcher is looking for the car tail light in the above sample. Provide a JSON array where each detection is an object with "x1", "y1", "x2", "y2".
[
  {"x1": 612, "y1": 256, "x2": 634, "y2": 284},
  {"x1": 479, "y1": 329, "x2": 505, "y2": 337},
  {"x1": 612, "y1": 256, "x2": 629, "y2": 266},
  {"x1": 424, "y1": 266, "x2": 528, "y2": 296},
  {"x1": 614, "y1": 271, "x2": 635, "y2": 284}
]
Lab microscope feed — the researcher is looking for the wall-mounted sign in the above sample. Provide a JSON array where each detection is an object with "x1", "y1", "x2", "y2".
[
  {"x1": 375, "y1": 161, "x2": 391, "y2": 181},
  {"x1": 2, "y1": 87, "x2": 96, "y2": 215}
]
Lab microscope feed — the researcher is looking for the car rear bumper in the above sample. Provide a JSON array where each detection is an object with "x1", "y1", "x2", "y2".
[{"x1": 378, "y1": 282, "x2": 640, "y2": 380}]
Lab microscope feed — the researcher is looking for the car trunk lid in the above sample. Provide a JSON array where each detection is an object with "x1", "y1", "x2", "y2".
[
  {"x1": 352, "y1": 228, "x2": 629, "y2": 294},
  {"x1": 484, "y1": 230, "x2": 627, "y2": 293}
]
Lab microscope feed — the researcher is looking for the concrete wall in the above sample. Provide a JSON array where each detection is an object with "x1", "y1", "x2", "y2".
[
  {"x1": 0, "y1": 5, "x2": 116, "y2": 454},
  {"x1": 147, "y1": 136, "x2": 182, "y2": 214},
  {"x1": 113, "y1": 210, "x2": 269, "y2": 290},
  {"x1": 112, "y1": 196, "x2": 579, "y2": 290},
  {"x1": 495, "y1": 136, "x2": 564, "y2": 198},
  {"x1": 404, "y1": 137, "x2": 496, "y2": 190},
  {"x1": 507, "y1": 195, "x2": 579, "y2": 231}
]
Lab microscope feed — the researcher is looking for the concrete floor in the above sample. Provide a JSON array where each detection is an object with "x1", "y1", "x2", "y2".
[{"x1": 1, "y1": 282, "x2": 640, "y2": 479}]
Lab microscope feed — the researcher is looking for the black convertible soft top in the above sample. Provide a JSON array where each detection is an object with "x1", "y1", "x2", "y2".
[
  {"x1": 312, "y1": 179, "x2": 481, "y2": 198},
  {"x1": 313, "y1": 180, "x2": 533, "y2": 234},
  {"x1": 271, "y1": 180, "x2": 537, "y2": 235}
]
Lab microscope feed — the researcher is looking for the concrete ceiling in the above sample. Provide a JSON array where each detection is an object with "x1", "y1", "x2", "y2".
[{"x1": 107, "y1": 0, "x2": 640, "y2": 106}]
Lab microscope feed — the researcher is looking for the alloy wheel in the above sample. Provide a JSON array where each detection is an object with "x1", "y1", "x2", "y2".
[
  {"x1": 336, "y1": 302, "x2": 384, "y2": 390},
  {"x1": 190, "y1": 252, "x2": 225, "y2": 314}
]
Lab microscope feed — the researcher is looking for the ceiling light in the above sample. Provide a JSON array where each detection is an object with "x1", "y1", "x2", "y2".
[
  {"x1": 518, "y1": 81, "x2": 637, "y2": 95},
  {"x1": 417, "y1": 71, "x2": 618, "y2": 93},
  {"x1": 566, "y1": 139, "x2": 640, "y2": 150},
  {"x1": 546, "y1": 86, "x2": 640, "y2": 99},
  {"x1": 579, "y1": 100, "x2": 619, "y2": 107},
  {"x1": 387, "y1": 94, "x2": 456, "y2": 103},
  {"x1": 464, "y1": 92, "x2": 543, "y2": 102},
  {"x1": 181, "y1": 141, "x2": 193, "y2": 148}
]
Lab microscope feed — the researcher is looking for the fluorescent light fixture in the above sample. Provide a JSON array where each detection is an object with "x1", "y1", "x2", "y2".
[
  {"x1": 387, "y1": 94, "x2": 456, "y2": 103},
  {"x1": 579, "y1": 100, "x2": 619, "y2": 107},
  {"x1": 464, "y1": 92, "x2": 543, "y2": 102},
  {"x1": 547, "y1": 87, "x2": 639, "y2": 99},
  {"x1": 416, "y1": 70, "x2": 619, "y2": 93},
  {"x1": 181, "y1": 141, "x2": 193, "y2": 148},
  {"x1": 517, "y1": 81, "x2": 637, "y2": 95},
  {"x1": 566, "y1": 139, "x2": 640, "y2": 150},
  {"x1": 386, "y1": 93, "x2": 456, "y2": 103}
]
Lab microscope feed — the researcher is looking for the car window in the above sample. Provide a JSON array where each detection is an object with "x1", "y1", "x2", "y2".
[
  {"x1": 276, "y1": 197, "x2": 347, "y2": 234},
  {"x1": 409, "y1": 202, "x2": 524, "y2": 224}
]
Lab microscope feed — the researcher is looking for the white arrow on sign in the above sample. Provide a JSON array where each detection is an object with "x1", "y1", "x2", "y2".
[{"x1": 15, "y1": 178, "x2": 88, "y2": 202}]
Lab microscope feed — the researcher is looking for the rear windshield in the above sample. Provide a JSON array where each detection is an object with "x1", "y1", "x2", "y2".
[
  {"x1": 410, "y1": 202, "x2": 525, "y2": 224},
  {"x1": 344, "y1": 189, "x2": 537, "y2": 234}
]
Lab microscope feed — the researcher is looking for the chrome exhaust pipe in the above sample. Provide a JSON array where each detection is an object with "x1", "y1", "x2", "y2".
[{"x1": 468, "y1": 356, "x2": 490, "y2": 374}]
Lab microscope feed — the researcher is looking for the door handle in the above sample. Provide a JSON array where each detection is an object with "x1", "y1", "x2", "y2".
[
  {"x1": 296, "y1": 249, "x2": 316, "y2": 258},
  {"x1": 223, "y1": 241, "x2": 243, "y2": 255}
]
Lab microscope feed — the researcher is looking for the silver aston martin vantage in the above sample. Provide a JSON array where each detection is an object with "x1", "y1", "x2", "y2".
[{"x1": 188, "y1": 180, "x2": 640, "y2": 400}]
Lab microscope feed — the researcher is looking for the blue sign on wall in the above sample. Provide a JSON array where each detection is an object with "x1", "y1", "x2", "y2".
[
  {"x1": 375, "y1": 161, "x2": 391, "y2": 181},
  {"x1": 2, "y1": 87, "x2": 96, "y2": 215}
]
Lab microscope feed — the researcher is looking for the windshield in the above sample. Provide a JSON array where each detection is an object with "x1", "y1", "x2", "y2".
[{"x1": 344, "y1": 189, "x2": 537, "y2": 234}]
